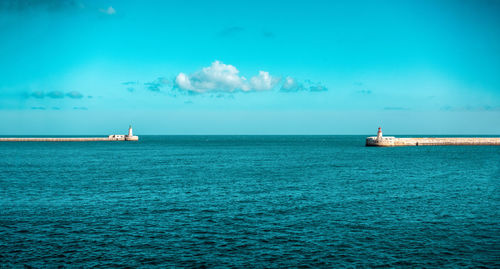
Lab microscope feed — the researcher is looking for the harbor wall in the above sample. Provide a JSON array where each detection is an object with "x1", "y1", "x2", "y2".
[
  {"x1": 366, "y1": 137, "x2": 500, "y2": 147},
  {"x1": 0, "y1": 126, "x2": 140, "y2": 142},
  {"x1": 0, "y1": 137, "x2": 124, "y2": 142}
]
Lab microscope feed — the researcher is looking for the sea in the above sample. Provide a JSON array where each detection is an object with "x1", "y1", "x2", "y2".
[{"x1": 0, "y1": 135, "x2": 499, "y2": 267}]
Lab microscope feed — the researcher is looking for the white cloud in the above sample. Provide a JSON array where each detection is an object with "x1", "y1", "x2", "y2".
[
  {"x1": 281, "y1": 77, "x2": 303, "y2": 91},
  {"x1": 99, "y1": 6, "x2": 115, "y2": 15},
  {"x1": 250, "y1": 71, "x2": 280, "y2": 91},
  {"x1": 175, "y1": 73, "x2": 195, "y2": 91},
  {"x1": 174, "y1": 61, "x2": 279, "y2": 93}
]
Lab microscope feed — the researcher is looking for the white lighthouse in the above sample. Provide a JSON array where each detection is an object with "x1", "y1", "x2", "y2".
[
  {"x1": 366, "y1": 127, "x2": 395, "y2": 146},
  {"x1": 376, "y1": 126, "x2": 383, "y2": 140},
  {"x1": 125, "y1": 125, "x2": 139, "y2": 141}
]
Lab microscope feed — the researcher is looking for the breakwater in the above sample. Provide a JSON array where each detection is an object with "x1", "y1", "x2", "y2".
[
  {"x1": 0, "y1": 126, "x2": 139, "y2": 142},
  {"x1": 366, "y1": 137, "x2": 500, "y2": 147},
  {"x1": 366, "y1": 127, "x2": 500, "y2": 147},
  {"x1": 0, "y1": 137, "x2": 116, "y2": 142}
]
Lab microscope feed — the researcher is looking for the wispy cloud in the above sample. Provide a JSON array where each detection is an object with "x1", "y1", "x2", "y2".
[
  {"x1": 66, "y1": 91, "x2": 83, "y2": 99},
  {"x1": 0, "y1": 1, "x2": 118, "y2": 17},
  {"x1": 441, "y1": 105, "x2": 500, "y2": 111},
  {"x1": 122, "y1": 80, "x2": 171, "y2": 92},
  {"x1": 46, "y1": 91, "x2": 65, "y2": 99},
  {"x1": 122, "y1": 81, "x2": 138, "y2": 92},
  {"x1": 383, "y1": 107, "x2": 408, "y2": 110},
  {"x1": 356, "y1": 90, "x2": 372, "y2": 95},
  {"x1": 99, "y1": 6, "x2": 115, "y2": 15},
  {"x1": 28, "y1": 90, "x2": 85, "y2": 99},
  {"x1": 122, "y1": 81, "x2": 137, "y2": 86},
  {"x1": 217, "y1": 26, "x2": 244, "y2": 37},
  {"x1": 144, "y1": 77, "x2": 170, "y2": 92},
  {"x1": 73, "y1": 106, "x2": 88, "y2": 110},
  {"x1": 262, "y1": 30, "x2": 275, "y2": 38},
  {"x1": 174, "y1": 61, "x2": 280, "y2": 94},
  {"x1": 30, "y1": 91, "x2": 45, "y2": 99},
  {"x1": 31, "y1": 106, "x2": 46, "y2": 110},
  {"x1": 0, "y1": 0, "x2": 83, "y2": 12},
  {"x1": 280, "y1": 77, "x2": 328, "y2": 92}
]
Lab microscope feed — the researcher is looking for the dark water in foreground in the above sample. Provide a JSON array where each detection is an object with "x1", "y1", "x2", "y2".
[{"x1": 1, "y1": 136, "x2": 499, "y2": 267}]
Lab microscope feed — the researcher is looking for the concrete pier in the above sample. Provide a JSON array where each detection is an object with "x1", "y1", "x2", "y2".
[
  {"x1": 0, "y1": 137, "x2": 113, "y2": 142},
  {"x1": 366, "y1": 127, "x2": 500, "y2": 147},
  {"x1": 0, "y1": 126, "x2": 139, "y2": 142}
]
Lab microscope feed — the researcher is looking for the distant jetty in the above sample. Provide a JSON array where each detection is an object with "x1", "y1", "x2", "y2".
[
  {"x1": 0, "y1": 126, "x2": 139, "y2": 142},
  {"x1": 366, "y1": 127, "x2": 500, "y2": 147}
]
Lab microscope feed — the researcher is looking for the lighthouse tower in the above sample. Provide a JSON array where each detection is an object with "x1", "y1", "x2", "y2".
[
  {"x1": 125, "y1": 125, "x2": 139, "y2": 141},
  {"x1": 376, "y1": 127, "x2": 383, "y2": 140}
]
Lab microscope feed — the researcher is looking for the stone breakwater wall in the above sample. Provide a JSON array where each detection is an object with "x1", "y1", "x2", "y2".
[
  {"x1": 366, "y1": 137, "x2": 500, "y2": 147},
  {"x1": 0, "y1": 137, "x2": 124, "y2": 142}
]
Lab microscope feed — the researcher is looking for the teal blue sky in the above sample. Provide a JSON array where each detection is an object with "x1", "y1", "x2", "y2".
[{"x1": 1, "y1": 0, "x2": 499, "y2": 134}]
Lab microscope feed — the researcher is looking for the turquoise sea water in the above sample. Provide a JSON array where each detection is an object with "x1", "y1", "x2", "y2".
[{"x1": 1, "y1": 136, "x2": 499, "y2": 267}]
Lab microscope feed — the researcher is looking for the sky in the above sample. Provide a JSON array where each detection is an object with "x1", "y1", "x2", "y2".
[{"x1": 0, "y1": 0, "x2": 499, "y2": 135}]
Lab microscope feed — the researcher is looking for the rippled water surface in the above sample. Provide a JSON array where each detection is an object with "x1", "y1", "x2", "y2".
[{"x1": 1, "y1": 136, "x2": 499, "y2": 267}]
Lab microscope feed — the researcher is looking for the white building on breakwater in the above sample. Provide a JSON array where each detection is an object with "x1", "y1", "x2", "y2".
[{"x1": 109, "y1": 125, "x2": 138, "y2": 141}]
